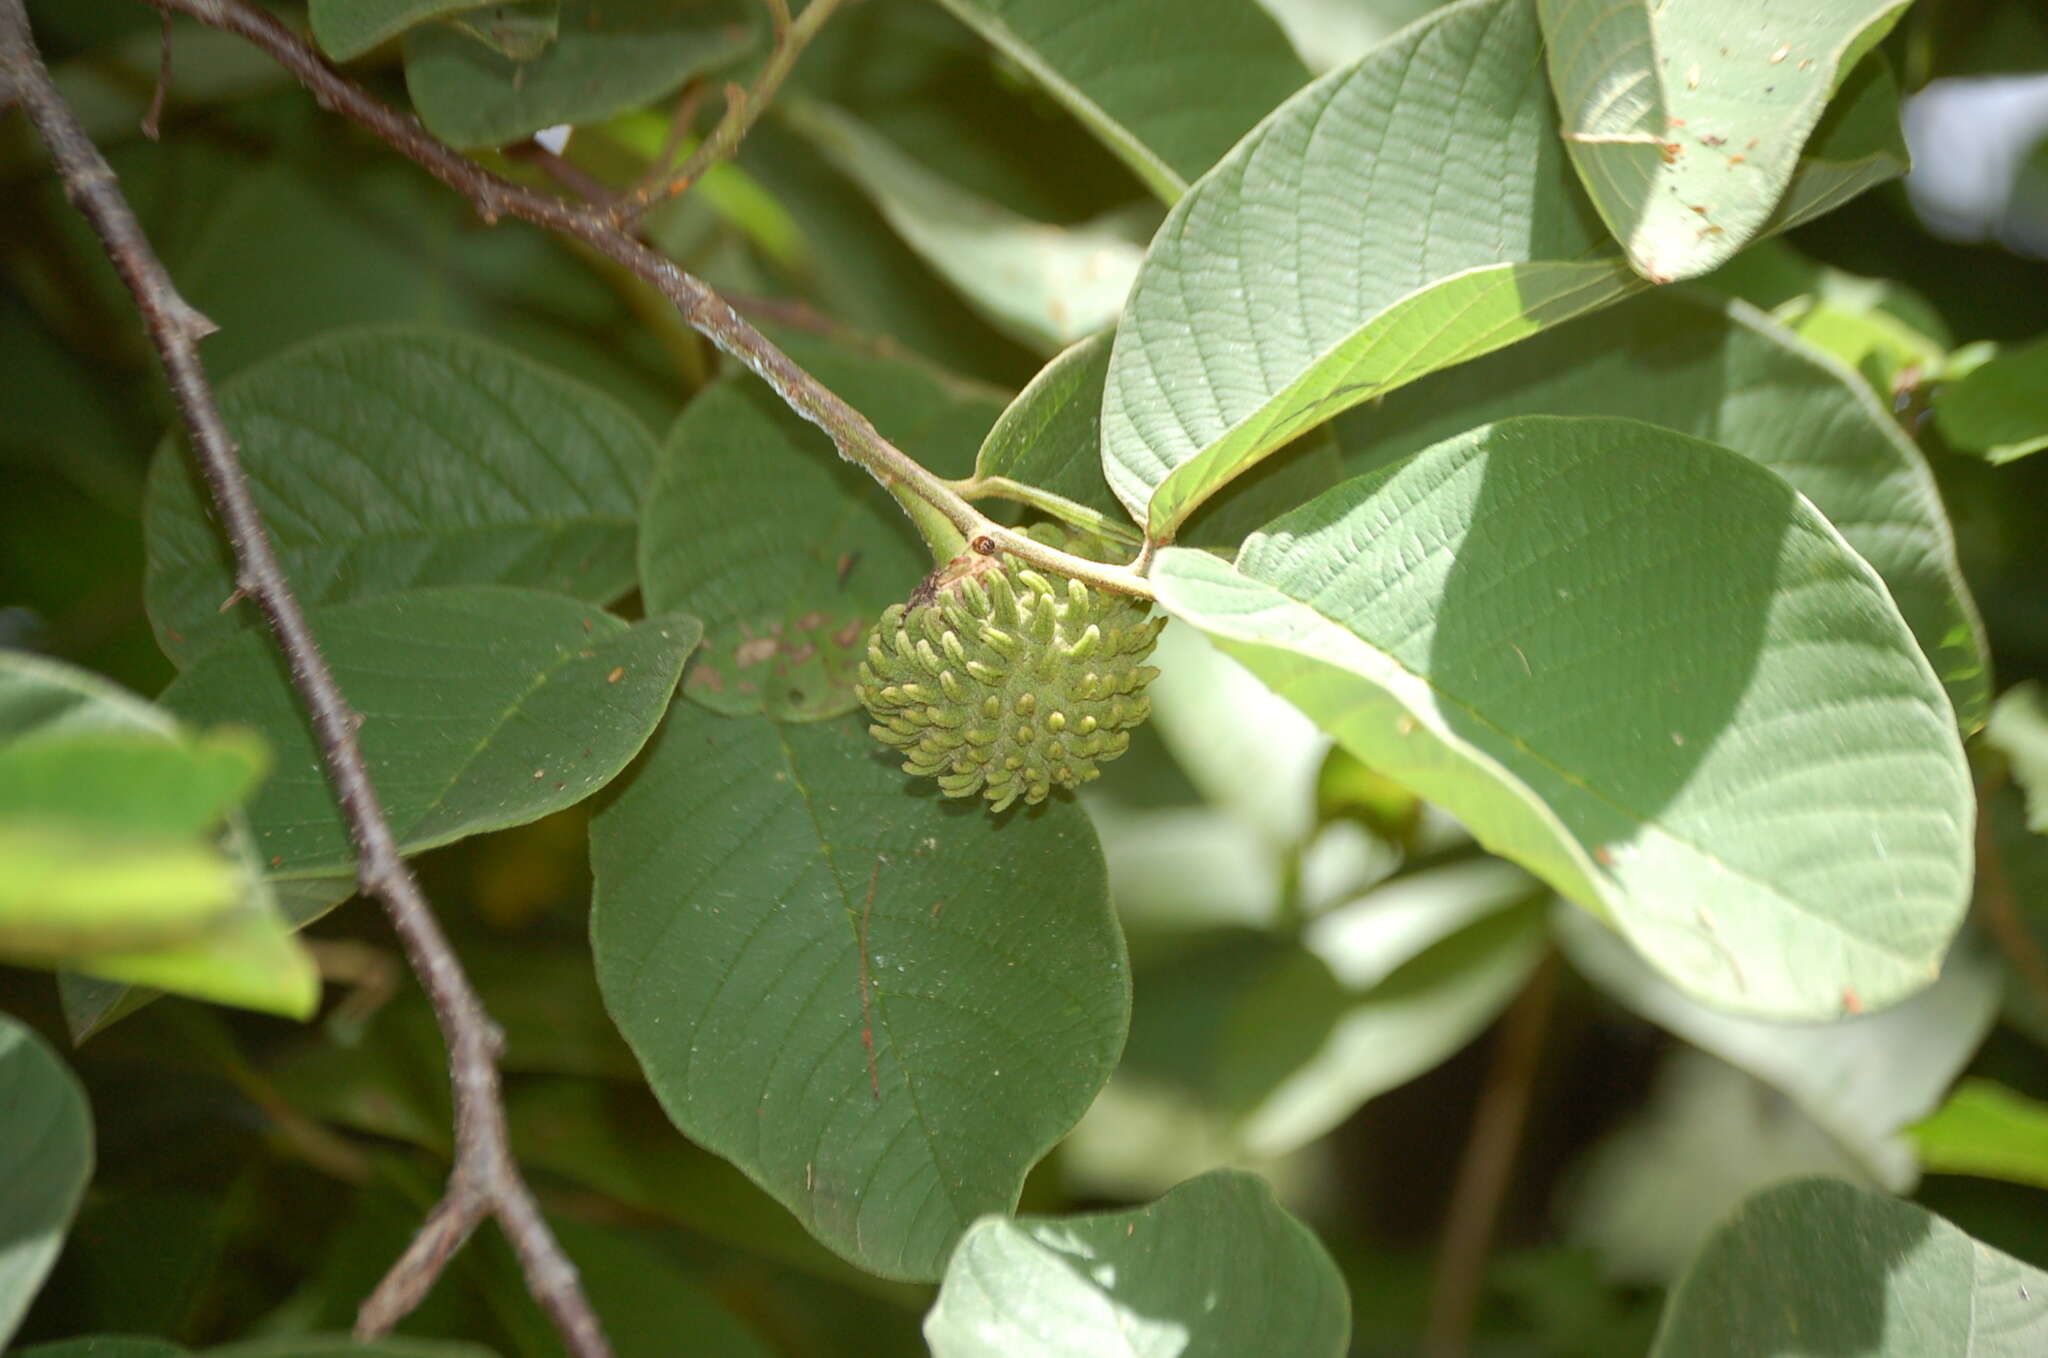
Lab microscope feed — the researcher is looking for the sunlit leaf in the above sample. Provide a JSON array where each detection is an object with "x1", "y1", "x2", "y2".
[
  {"x1": 924, "y1": 1170, "x2": 1349, "y2": 1357},
  {"x1": 1153, "y1": 416, "x2": 1971, "y2": 1018},
  {"x1": 590, "y1": 704, "x2": 1128, "y2": 1280},
  {"x1": 1987, "y1": 681, "x2": 2048, "y2": 832},
  {"x1": 1910, "y1": 1080, "x2": 2048, "y2": 1192}
]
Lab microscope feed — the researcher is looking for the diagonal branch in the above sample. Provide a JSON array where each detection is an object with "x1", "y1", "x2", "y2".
[
  {"x1": 0, "y1": 5, "x2": 610, "y2": 1352},
  {"x1": 141, "y1": 0, "x2": 1153, "y2": 600}
]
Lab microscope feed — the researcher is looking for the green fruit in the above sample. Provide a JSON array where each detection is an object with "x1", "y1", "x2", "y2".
[{"x1": 856, "y1": 550, "x2": 1164, "y2": 811}]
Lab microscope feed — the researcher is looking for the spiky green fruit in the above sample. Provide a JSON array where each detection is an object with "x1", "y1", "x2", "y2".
[{"x1": 856, "y1": 551, "x2": 1164, "y2": 811}]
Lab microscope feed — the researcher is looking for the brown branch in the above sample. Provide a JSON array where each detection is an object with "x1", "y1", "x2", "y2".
[
  {"x1": 608, "y1": 0, "x2": 847, "y2": 226},
  {"x1": 140, "y1": 0, "x2": 1152, "y2": 599},
  {"x1": 1423, "y1": 950, "x2": 1559, "y2": 1358},
  {"x1": 140, "y1": 11, "x2": 171, "y2": 140},
  {"x1": 0, "y1": 7, "x2": 610, "y2": 1354}
]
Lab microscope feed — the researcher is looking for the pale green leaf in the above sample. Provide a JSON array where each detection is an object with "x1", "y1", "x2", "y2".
[
  {"x1": 1910, "y1": 1080, "x2": 2048, "y2": 1191},
  {"x1": 927, "y1": 0, "x2": 1307, "y2": 201},
  {"x1": 309, "y1": 0, "x2": 512, "y2": 60},
  {"x1": 1987, "y1": 681, "x2": 2048, "y2": 833},
  {"x1": 1935, "y1": 335, "x2": 2048, "y2": 464},
  {"x1": 162, "y1": 588, "x2": 696, "y2": 876},
  {"x1": 1328, "y1": 289, "x2": 1990, "y2": 731},
  {"x1": 403, "y1": 0, "x2": 755, "y2": 148},
  {"x1": 1555, "y1": 903, "x2": 2000, "y2": 1189},
  {"x1": 145, "y1": 326, "x2": 659, "y2": 668},
  {"x1": 785, "y1": 102, "x2": 1146, "y2": 353},
  {"x1": 1152, "y1": 416, "x2": 1972, "y2": 1019},
  {"x1": 1650, "y1": 1178, "x2": 2048, "y2": 1356},
  {"x1": 1102, "y1": 0, "x2": 1909, "y2": 540},
  {"x1": 923, "y1": 1170, "x2": 1349, "y2": 1357},
  {"x1": 640, "y1": 339, "x2": 1003, "y2": 721},
  {"x1": 0, "y1": 1016, "x2": 93, "y2": 1349},
  {"x1": 0, "y1": 653, "x2": 316, "y2": 1019},
  {"x1": 589, "y1": 704, "x2": 1128, "y2": 1280},
  {"x1": 1536, "y1": 0, "x2": 1908, "y2": 281}
]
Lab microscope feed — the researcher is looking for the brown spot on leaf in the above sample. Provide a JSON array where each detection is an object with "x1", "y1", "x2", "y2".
[
  {"x1": 606, "y1": 666, "x2": 624, "y2": 683},
  {"x1": 735, "y1": 638, "x2": 779, "y2": 667}
]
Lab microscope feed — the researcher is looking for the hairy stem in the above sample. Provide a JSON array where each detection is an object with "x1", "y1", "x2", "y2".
[
  {"x1": 0, "y1": 5, "x2": 610, "y2": 1351},
  {"x1": 948, "y1": 475, "x2": 1144, "y2": 550},
  {"x1": 144, "y1": 0, "x2": 1153, "y2": 599}
]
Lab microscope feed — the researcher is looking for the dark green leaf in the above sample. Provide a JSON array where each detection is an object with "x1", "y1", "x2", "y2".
[
  {"x1": 205, "y1": 1340, "x2": 500, "y2": 1357},
  {"x1": 145, "y1": 327, "x2": 660, "y2": 668},
  {"x1": 0, "y1": 1015, "x2": 94, "y2": 1349},
  {"x1": 972, "y1": 331, "x2": 1123, "y2": 523},
  {"x1": 309, "y1": 0, "x2": 514, "y2": 60},
  {"x1": 162, "y1": 588, "x2": 696, "y2": 875},
  {"x1": 640, "y1": 341, "x2": 1003, "y2": 721},
  {"x1": 589, "y1": 704, "x2": 1128, "y2": 1279},
  {"x1": 1910, "y1": 1080, "x2": 2048, "y2": 1191},
  {"x1": 1154, "y1": 417, "x2": 1972, "y2": 1018},
  {"x1": 403, "y1": 0, "x2": 756, "y2": 149},
  {"x1": 926, "y1": 0, "x2": 1308, "y2": 201},
  {"x1": 1328, "y1": 289, "x2": 1990, "y2": 731},
  {"x1": 15, "y1": 1341, "x2": 186, "y2": 1358},
  {"x1": 1650, "y1": 1178, "x2": 2048, "y2": 1356},
  {"x1": 923, "y1": 1170, "x2": 1349, "y2": 1356}
]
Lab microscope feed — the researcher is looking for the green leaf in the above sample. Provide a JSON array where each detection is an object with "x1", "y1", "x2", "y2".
[
  {"x1": 782, "y1": 102, "x2": 1145, "y2": 353},
  {"x1": 206, "y1": 1340, "x2": 500, "y2": 1357},
  {"x1": 1555, "y1": 903, "x2": 2000, "y2": 1188},
  {"x1": 1910, "y1": 1080, "x2": 2048, "y2": 1191},
  {"x1": 162, "y1": 588, "x2": 696, "y2": 876},
  {"x1": 309, "y1": 0, "x2": 513, "y2": 60},
  {"x1": 639, "y1": 341, "x2": 1003, "y2": 721},
  {"x1": 923, "y1": 1170, "x2": 1349, "y2": 1356},
  {"x1": 16, "y1": 1341, "x2": 186, "y2": 1358},
  {"x1": 1101, "y1": 0, "x2": 1909, "y2": 541},
  {"x1": 0, "y1": 1016, "x2": 93, "y2": 1349},
  {"x1": 1536, "y1": 0, "x2": 1908, "y2": 282},
  {"x1": 1936, "y1": 335, "x2": 2048, "y2": 464},
  {"x1": 973, "y1": 332, "x2": 1125, "y2": 523},
  {"x1": 1328, "y1": 289, "x2": 1990, "y2": 731},
  {"x1": 1987, "y1": 681, "x2": 2048, "y2": 833},
  {"x1": 403, "y1": 0, "x2": 756, "y2": 149},
  {"x1": 1152, "y1": 416, "x2": 1972, "y2": 1019},
  {"x1": 1649, "y1": 1178, "x2": 2048, "y2": 1356},
  {"x1": 145, "y1": 326, "x2": 660, "y2": 668},
  {"x1": 0, "y1": 732, "x2": 268, "y2": 956},
  {"x1": 589, "y1": 703, "x2": 1129, "y2": 1280},
  {"x1": 0, "y1": 653, "x2": 317, "y2": 1019},
  {"x1": 926, "y1": 0, "x2": 1308, "y2": 201}
]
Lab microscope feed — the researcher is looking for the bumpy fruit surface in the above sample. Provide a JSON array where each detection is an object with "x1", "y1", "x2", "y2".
[{"x1": 856, "y1": 551, "x2": 1164, "y2": 811}]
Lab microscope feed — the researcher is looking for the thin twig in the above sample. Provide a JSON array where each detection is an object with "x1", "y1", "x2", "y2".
[
  {"x1": 0, "y1": 8, "x2": 611, "y2": 1353},
  {"x1": 142, "y1": 0, "x2": 1153, "y2": 598},
  {"x1": 949, "y1": 475, "x2": 1145, "y2": 550},
  {"x1": 141, "y1": 12, "x2": 172, "y2": 139},
  {"x1": 1423, "y1": 950, "x2": 1559, "y2": 1358},
  {"x1": 608, "y1": 0, "x2": 847, "y2": 226}
]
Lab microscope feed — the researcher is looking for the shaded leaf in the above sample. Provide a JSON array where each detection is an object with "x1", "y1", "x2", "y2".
[
  {"x1": 589, "y1": 704, "x2": 1128, "y2": 1279},
  {"x1": 1910, "y1": 1080, "x2": 2048, "y2": 1192},
  {"x1": 162, "y1": 588, "x2": 696, "y2": 876},
  {"x1": 310, "y1": 0, "x2": 513, "y2": 60},
  {"x1": 1152, "y1": 417, "x2": 1972, "y2": 1018},
  {"x1": 785, "y1": 102, "x2": 1145, "y2": 353},
  {"x1": 206, "y1": 1340, "x2": 500, "y2": 1357},
  {"x1": 1555, "y1": 903, "x2": 1999, "y2": 1188},
  {"x1": 403, "y1": 0, "x2": 755, "y2": 149},
  {"x1": 926, "y1": 0, "x2": 1307, "y2": 201},
  {"x1": 1937, "y1": 335, "x2": 2048, "y2": 464},
  {"x1": 15, "y1": 1342, "x2": 185, "y2": 1358},
  {"x1": 1328, "y1": 290, "x2": 1990, "y2": 730},
  {"x1": 1987, "y1": 681, "x2": 2048, "y2": 833},
  {"x1": 145, "y1": 327, "x2": 659, "y2": 668},
  {"x1": 1102, "y1": 0, "x2": 1908, "y2": 540},
  {"x1": 0, "y1": 653, "x2": 316, "y2": 1019},
  {"x1": 923, "y1": 1170, "x2": 1349, "y2": 1357},
  {"x1": 1536, "y1": 0, "x2": 1908, "y2": 281},
  {"x1": 0, "y1": 1016, "x2": 93, "y2": 1349},
  {"x1": 1649, "y1": 1178, "x2": 2048, "y2": 1356},
  {"x1": 640, "y1": 341, "x2": 1003, "y2": 721}
]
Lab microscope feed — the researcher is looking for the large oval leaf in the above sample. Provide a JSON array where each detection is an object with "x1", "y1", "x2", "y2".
[
  {"x1": 1650, "y1": 1178, "x2": 2048, "y2": 1356},
  {"x1": 0, "y1": 1015, "x2": 93, "y2": 1349},
  {"x1": 162, "y1": 588, "x2": 695, "y2": 877},
  {"x1": 145, "y1": 326, "x2": 659, "y2": 667},
  {"x1": 1328, "y1": 289, "x2": 1990, "y2": 730},
  {"x1": 927, "y1": 0, "x2": 1307, "y2": 202},
  {"x1": 589, "y1": 704, "x2": 1128, "y2": 1280},
  {"x1": 923, "y1": 1170, "x2": 1349, "y2": 1357},
  {"x1": 1101, "y1": 0, "x2": 1909, "y2": 540},
  {"x1": 1152, "y1": 416, "x2": 1971, "y2": 1018},
  {"x1": 640, "y1": 339, "x2": 1003, "y2": 721},
  {"x1": 1537, "y1": 0, "x2": 1908, "y2": 282}
]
